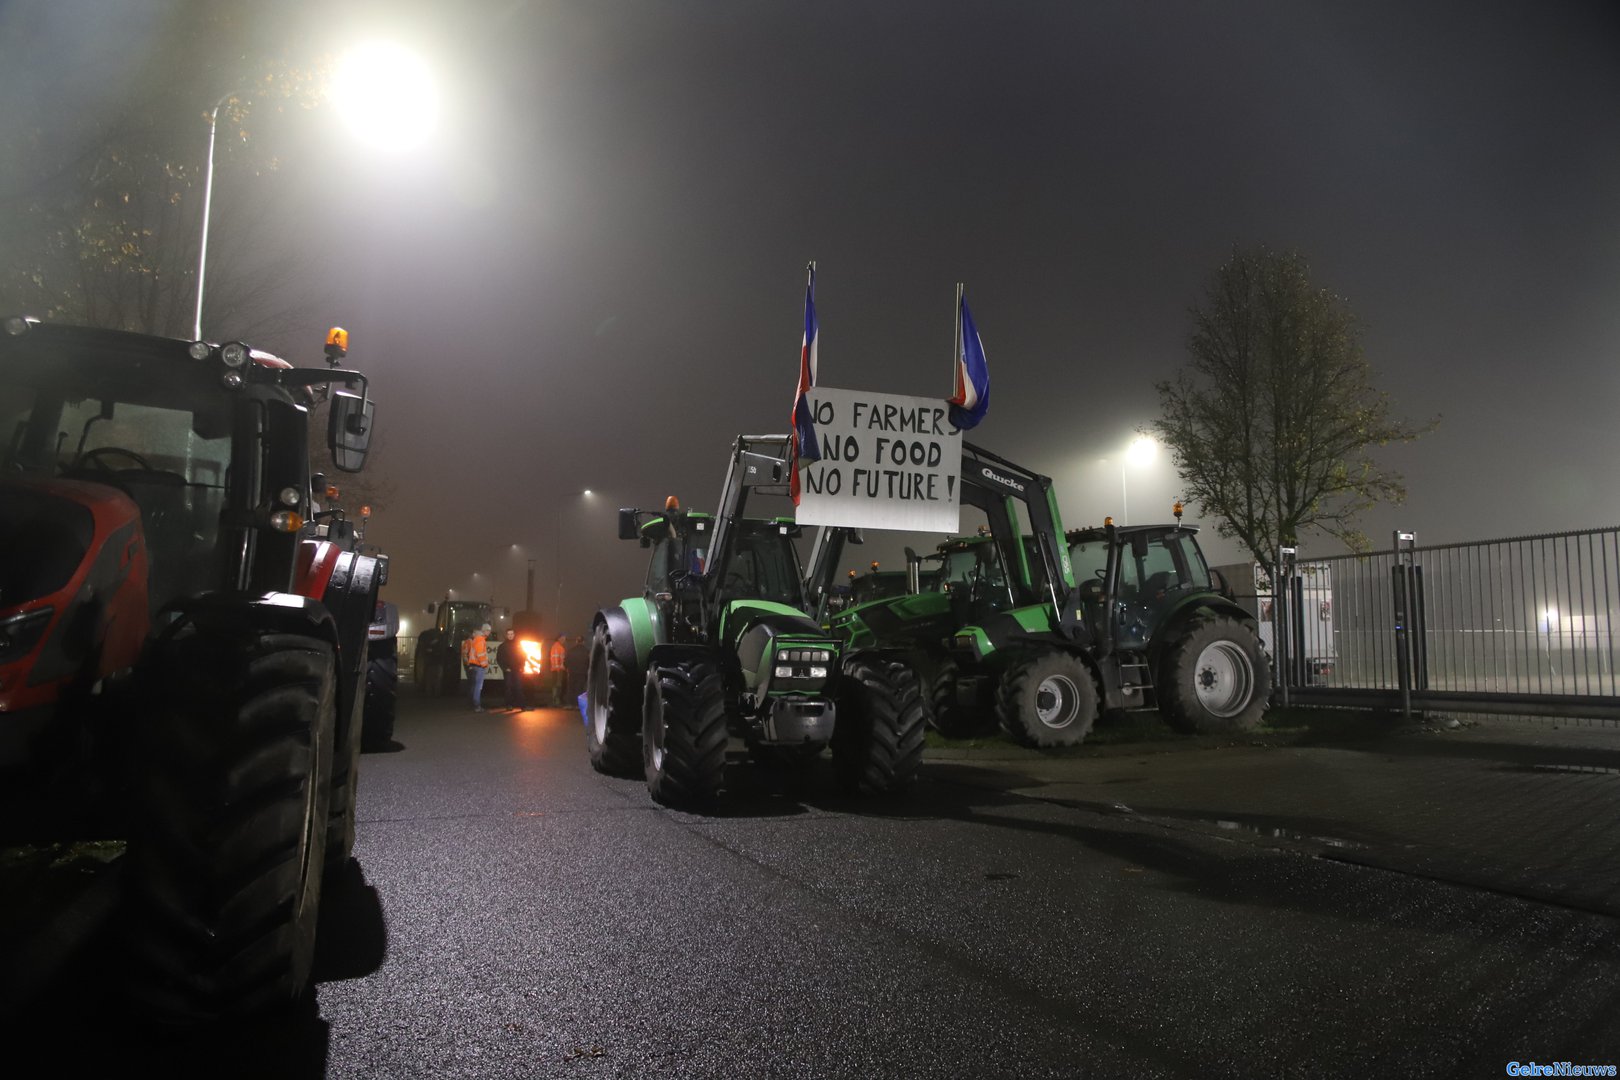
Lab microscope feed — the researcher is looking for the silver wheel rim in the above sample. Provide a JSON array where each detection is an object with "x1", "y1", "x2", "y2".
[
  {"x1": 589, "y1": 640, "x2": 610, "y2": 744},
  {"x1": 644, "y1": 671, "x2": 665, "y2": 771},
  {"x1": 1194, "y1": 641, "x2": 1254, "y2": 717},
  {"x1": 1034, "y1": 673, "x2": 1081, "y2": 729}
]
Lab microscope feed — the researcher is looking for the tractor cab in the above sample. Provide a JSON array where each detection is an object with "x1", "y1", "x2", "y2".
[
  {"x1": 1067, "y1": 523, "x2": 1216, "y2": 651},
  {"x1": 935, "y1": 534, "x2": 1017, "y2": 623},
  {"x1": 626, "y1": 504, "x2": 808, "y2": 640}
]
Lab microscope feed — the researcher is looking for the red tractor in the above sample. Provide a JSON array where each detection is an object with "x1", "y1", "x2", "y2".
[{"x1": 0, "y1": 317, "x2": 382, "y2": 1022}]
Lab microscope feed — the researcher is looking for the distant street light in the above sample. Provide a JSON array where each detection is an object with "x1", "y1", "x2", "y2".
[{"x1": 554, "y1": 491, "x2": 596, "y2": 632}]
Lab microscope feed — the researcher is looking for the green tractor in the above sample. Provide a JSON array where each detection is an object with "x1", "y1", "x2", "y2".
[
  {"x1": 809, "y1": 443, "x2": 1270, "y2": 746},
  {"x1": 585, "y1": 435, "x2": 926, "y2": 807}
]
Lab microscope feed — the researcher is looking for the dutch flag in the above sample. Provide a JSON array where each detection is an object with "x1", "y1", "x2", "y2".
[
  {"x1": 949, "y1": 286, "x2": 990, "y2": 431},
  {"x1": 790, "y1": 262, "x2": 820, "y2": 505}
]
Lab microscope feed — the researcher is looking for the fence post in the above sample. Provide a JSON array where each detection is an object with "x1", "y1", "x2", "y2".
[
  {"x1": 1277, "y1": 546, "x2": 1296, "y2": 708},
  {"x1": 1391, "y1": 531, "x2": 1418, "y2": 717}
]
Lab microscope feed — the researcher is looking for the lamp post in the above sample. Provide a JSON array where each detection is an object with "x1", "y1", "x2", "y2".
[
  {"x1": 553, "y1": 490, "x2": 594, "y2": 632},
  {"x1": 191, "y1": 42, "x2": 438, "y2": 341},
  {"x1": 192, "y1": 90, "x2": 239, "y2": 341}
]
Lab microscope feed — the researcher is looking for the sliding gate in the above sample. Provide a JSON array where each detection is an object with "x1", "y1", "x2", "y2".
[{"x1": 1271, "y1": 527, "x2": 1620, "y2": 719}]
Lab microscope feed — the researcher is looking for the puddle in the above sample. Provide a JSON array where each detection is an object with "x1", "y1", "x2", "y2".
[{"x1": 1211, "y1": 819, "x2": 1356, "y2": 849}]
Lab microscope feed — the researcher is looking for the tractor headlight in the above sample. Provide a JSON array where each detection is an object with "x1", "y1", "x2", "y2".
[
  {"x1": 809, "y1": 665, "x2": 828, "y2": 679},
  {"x1": 220, "y1": 341, "x2": 250, "y2": 368},
  {"x1": 187, "y1": 340, "x2": 212, "y2": 360},
  {"x1": 774, "y1": 665, "x2": 793, "y2": 679}
]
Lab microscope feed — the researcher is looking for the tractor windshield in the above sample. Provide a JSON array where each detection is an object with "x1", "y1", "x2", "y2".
[
  {"x1": 940, "y1": 539, "x2": 1013, "y2": 611},
  {"x1": 1, "y1": 377, "x2": 232, "y2": 613},
  {"x1": 717, "y1": 525, "x2": 805, "y2": 609}
]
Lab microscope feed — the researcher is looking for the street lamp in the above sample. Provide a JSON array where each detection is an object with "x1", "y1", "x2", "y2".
[
  {"x1": 330, "y1": 40, "x2": 441, "y2": 153},
  {"x1": 191, "y1": 42, "x2": 438, "y2": 341}
]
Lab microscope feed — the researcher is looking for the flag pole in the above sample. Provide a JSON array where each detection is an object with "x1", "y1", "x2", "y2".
[{"x1": 953, "y1": 282, "x2": 964, "y2": 395}]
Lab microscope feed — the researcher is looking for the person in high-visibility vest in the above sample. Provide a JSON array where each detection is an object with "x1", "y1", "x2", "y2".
[
  {"x1": 548, "y1": 639, "x2": 568, "y2": 705},
  {"x1": 462, "y1": 623, "x2": 491, "y2": 711}
]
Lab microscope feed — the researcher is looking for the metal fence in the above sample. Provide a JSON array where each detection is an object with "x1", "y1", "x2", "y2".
[{"x1": 1272, "y1": 527, "x2": 1620, "y2": 719}]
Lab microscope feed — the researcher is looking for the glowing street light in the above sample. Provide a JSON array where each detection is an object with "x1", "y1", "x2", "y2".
[
  {"x1": 192, "y1": 41, "x2": 439, "y2": 341},
  {"x1": 330, "y1": 40, "x2": 441, "y2": 153}
]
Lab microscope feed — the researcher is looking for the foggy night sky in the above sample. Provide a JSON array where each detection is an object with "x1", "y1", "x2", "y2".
[{"x1": 6, "y1": 0, "x2": 1620, "y2": 639}]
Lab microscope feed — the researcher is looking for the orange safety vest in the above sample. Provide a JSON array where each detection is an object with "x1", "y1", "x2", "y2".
[{"x1": 462, "y1": 633, "x2": 488, "y2": 668}]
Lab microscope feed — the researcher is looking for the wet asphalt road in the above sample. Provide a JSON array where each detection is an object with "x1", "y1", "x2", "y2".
[
  {"x1": 14, "y1": 691, "x2": 1620, "y2": 1078},
  {"x1": 305, "y1": 692, "x2": 1620, "y2": 1078}
]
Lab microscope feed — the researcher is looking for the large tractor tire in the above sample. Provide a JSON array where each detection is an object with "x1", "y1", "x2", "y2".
[
  {"x1": 832, "y1": 658, "x2": 926, "y2": 794},
  {"x1": 997, "y1": 649, "x2": 1097, "y2": 748},
  {"x1": 124, "y1": 628, "x2": 335, "y2": 1024},
  {"x1": 926, "y1": 656, "x2": 994, "y2": 738},
  {"x1": 363, "y1": 651, "x2": 399, "y2": 750},
  {"x1": 1158, "y1": 615, "x2": 1270, "y2": 733},
  {"x1": 585, "y1": 617, "x2": 642, "y2": 777},
  {"x1": 642, "y1": 661, "x2": 728, "y2": 808},
  {"x1": 327, "y1": 653, "x2": 366, "y2": 874}
]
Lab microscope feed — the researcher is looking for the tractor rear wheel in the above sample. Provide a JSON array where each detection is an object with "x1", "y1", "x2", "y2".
[
  {"x1": 997, "y1": 650, "x2": 1097, "y2": 747},
  {"x1": 642, "y1": 661, "x2": 728, "y2": 807},
  {"x1": 124, "y1": 628, "x2": 335, "y2": 1024},
  {"x1": 1158, "y1": 615, "x2": 1270, "y2": 733},
  {"x1": 926, "y1": 656, "x2": 993, "y2": 738},
  {"x1": 832, "y1": 658, "x2": 926, "y2": 794},
  {"x1": 585, "y1": 618, "x2": 642, "y2": 777}
]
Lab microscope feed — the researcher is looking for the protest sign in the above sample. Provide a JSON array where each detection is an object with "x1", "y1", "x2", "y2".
[{"x1": 795, "y1": 385, "x2": 962, "y2": 533}]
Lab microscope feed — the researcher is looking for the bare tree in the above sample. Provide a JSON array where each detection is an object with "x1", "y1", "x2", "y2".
[{"x1": 1153, "y1": 247, "x2": 1434, "y2": 582}]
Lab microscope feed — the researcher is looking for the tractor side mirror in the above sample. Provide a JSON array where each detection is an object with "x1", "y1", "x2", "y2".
[
  {"x1": 846, "y1": 528, "x2": 865, "y2": 546},
  {"x1": 426, "y1": 602, "x2": 438, "y2": 615},
  {"x1": 618, "y1": 509, "x2": 640, "y2": 541},
  {"x1": 328, "y1": 390, "x2": 374, "y2": 473}
]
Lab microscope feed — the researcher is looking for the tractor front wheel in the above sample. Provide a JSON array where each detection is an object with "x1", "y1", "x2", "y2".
[
  {"x1": 642, "y1": 661, "x2": 728, "y2": 807},
  {"x1": 585, "y1": 618, "x2": 642, "y2": 777},
  {"x1": 124, "y1": 628, "x2": 335, "y2": 1024},
  {"x1": 1158, "y1": 616, "x2": 1270, "y2": 733},
  {"x1": 997, "y1": 650, "x2": 1097, "y2": 748},
  {"x1": 832, "y1": 658, "x2": 926, "y2": 794}
]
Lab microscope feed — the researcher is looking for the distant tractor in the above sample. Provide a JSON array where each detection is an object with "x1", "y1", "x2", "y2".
[
  {"x1": 413, "y1": 599, "x2": 510, "y2": 696},
  {"x1": 586, "y1": 435, "x2": 926, "y2": 807},
  {"x1": 0, "y1": 317, "x2": 381, "y2": 1022},
  {"x1": 811, "y1": 443, "x2": 1269, "y2": 746}
]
